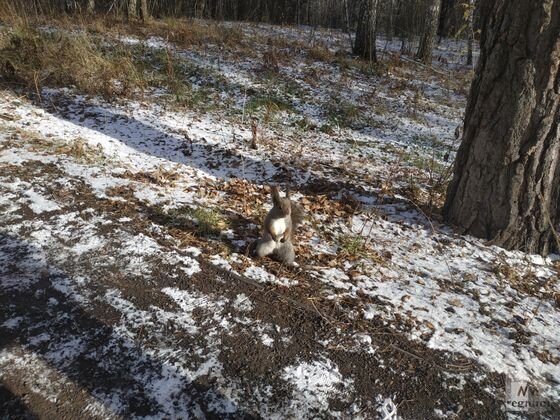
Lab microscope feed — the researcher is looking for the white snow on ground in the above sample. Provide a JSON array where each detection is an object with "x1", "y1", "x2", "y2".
[
  {"x1": 1, "y1": 316, "x2": 24, "y2": 330},
  {"x1": 244, "y1": 265, "x2": 299, "y2": 287},
  {"x1": 346, "y1": 213, "x2": 560, "y2": 392},
  {"x1": 232, "y1": 293, "x2": 254, "y2": 312},
  {"x1": 23, "y1": 188, "x2": 61, "y2": 213},
  {"x1": 281, "y1": 358, "x2": 353, "y2": 416},
  {"x1": 101, "y1": 287, "x2": 242, "y2": 417},
  {"x1": 0, "y1": 20, "x2": 558, "y2": 417},
  {"x1": 116, "y1": 232, "x2": 201, "y2": 277},
  {"x1": 376, "y1": 395, "x2": 400, "y2": 420},
  {"x1": 4, "y1": 180, "x2": 61, "y2": 214}
]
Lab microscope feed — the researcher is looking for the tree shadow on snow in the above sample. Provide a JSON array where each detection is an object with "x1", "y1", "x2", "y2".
[
  {"x1": 0, "y1": 232, "x2": 256, "y2": 419},
  {"x1": 4, "y1": 85, "x2": 437, "y2": 231},
  {"x1": 44, "y1": 91, "x2": 434, "y2": 227},
  {"x1": 0, "y1": 385, "x2": 39, "y2": 420},
  {"x1": 37, "y1": 90, "x2": 382, "y2": 197}
]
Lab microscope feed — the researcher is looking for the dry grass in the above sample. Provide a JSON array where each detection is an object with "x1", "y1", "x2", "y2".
[
  {"x1": 0, "y1": 22, "x2": 227, "y2": 109},
  {"x1": 307, "y1": 45, "x2": 334, "y2": 62},
  {"x1": 262, "y1": 46, "x2": 280, "y2": 72},
  {"x1": 148, "y1": 18, "x2": 244, "y2": 48},
  {"x1": 0, "y1": 7, "x2": 253, "y2": 105},
  {"x1": 326, "y1": 98, "x2": 362, "y2": 129},
  {"x1": 0, "y1": 0, "x2": 245, "y2": 48},
  {"x1": 73, "y1": 16, "x2": 245, "y2": 49},
  {"x1": 55, "y1": 137, "x2": 107, "y2": 163},
  {"x1": 1, "y1": 26, "x2": 143, "y2": 98}
]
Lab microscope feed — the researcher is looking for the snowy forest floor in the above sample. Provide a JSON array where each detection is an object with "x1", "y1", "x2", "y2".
[{"x1": 0, "y1": 18, "x2": 559, "y2": 419}]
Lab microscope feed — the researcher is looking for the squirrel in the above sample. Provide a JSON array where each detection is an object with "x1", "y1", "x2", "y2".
[{"x1": 254, "y1": 185, "x2": 304, "y2": 265}]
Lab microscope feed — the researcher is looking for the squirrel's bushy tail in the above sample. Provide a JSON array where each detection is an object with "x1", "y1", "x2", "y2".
[{"x1": 290, "y1": 202, "x2": 305, "y2": 230}]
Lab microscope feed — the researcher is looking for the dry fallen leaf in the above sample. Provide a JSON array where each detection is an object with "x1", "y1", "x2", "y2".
[{"x1": 448, "y1": 298, "x2": 464, "y2": 308}]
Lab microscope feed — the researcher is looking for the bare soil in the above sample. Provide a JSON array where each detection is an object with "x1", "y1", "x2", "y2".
[{"x1": 0, "y1": 158, "x2": 536, "y2": 419}]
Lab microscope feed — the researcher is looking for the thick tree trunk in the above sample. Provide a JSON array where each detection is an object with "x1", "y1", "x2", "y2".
[
  {"x1": 139, "y1": 0, "x2": 149, "y2": 21},
  {"x1": 443, "y1": 0, "x2": 560, "y2": 255},
  {"x1": 353, "y1": 0, "x2": 378, "y2": 62},
  {"x1": 416, "y1": 0, "x2": 441, "y2": 63},
  {"x1": 437, "y1": 0, "x2": 450, "y2": 41}
]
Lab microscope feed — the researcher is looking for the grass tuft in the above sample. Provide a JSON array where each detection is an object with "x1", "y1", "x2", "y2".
[
  {"x1": 147, "y1": 18, "x2": 244, "y2": 48},
  {"x1": 307, "y1": 46, "x2": 334, "y2": 62},
  {"x1": 246, "y1": 94, "x2": 294, "y2": 122},
  {"x1": 188, "y1": 207, "x2": 228, "y2": 236},
  {"x1": 338, "y1": 234, "x2": 366, "y2": 256},
  {"x1": 56, "y1": 137, "x2": 106, "y2": 163},
  {"x1": 326, "y1": 99, "x2": 361, "y2": 129},
  {"x1": 1, "y1": 26, "x2": 144, "y2": 98},
  {"x1": 0, "y1": 25, "x2": 229, "y2": 111}
]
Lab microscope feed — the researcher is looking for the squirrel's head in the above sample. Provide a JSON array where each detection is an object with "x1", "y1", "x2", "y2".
[{"x1": 270, "y1": 185, "x2": 291, "y2": 216}]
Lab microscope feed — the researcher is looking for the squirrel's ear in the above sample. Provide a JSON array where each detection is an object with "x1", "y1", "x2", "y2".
[{"x1": 270, "y1": 185, "x2": 280, "y2": 204}]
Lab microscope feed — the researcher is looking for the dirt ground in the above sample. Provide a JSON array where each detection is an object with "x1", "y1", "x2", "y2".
[{"x1": 2, "y1": 157, "x2": 551, "y2": 419}]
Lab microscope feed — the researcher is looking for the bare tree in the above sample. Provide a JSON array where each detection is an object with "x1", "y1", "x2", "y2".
[
  {"x1": 437, "y1": 0, "x2": 451, "y2": 42},
  {"x1": 140, "y1": 0, "x2": 149, "y2": 21},
  {"x1": 127, "y1": 0, "x2": 137, "y2": 18},
  {"x1": 443, "y1": 0, "x2": 560, "y2": 255},
  {"x1": 353, "y1": 0, "x2": 378, "y2": 62},
  {"x1": 416, "y1": 0, "x2": 441, "y2": 63},
  {"x1": 86, "y1": 0, "x2": 94, "y2": 14}
]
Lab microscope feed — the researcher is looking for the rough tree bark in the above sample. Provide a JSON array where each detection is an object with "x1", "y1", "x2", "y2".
[
  {"x1": 416, "y1": 0, "x2": 441, "y2": 63},
  {"x1": 353, "y1": 0, "x2": 378, "y2": 62},
  {"x1": 466, "y1": 28, "x2": 473, "y2": 66},
  {"x1": 139, "y1": 0, "x2": 149, "y2": 21},
  {"x1": 343, "y1": 0, "x2": 353, "y2": 50},
  {"x1": 386, "y1": 0, "x2": 394, "y2": 41},
  {"x1": 127, "y1": 0, "x2": 137, "y2": 18},
  {"x1": 443, "y1": 0, "x2": 560, "y2": 255},
  {"x1": 437, "y1": 0, "x2": 450, "y2": 41},
  {"x1": 465, "y1": 0, "x2": 475, "y2": 67},
  {"x1": 64, "y1": 0, "x2": 78, "y2": 13}
]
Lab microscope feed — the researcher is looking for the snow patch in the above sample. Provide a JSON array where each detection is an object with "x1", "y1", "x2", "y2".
[{"x1": 282, "y1": 358, "x2": 352, "y2": 414}]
